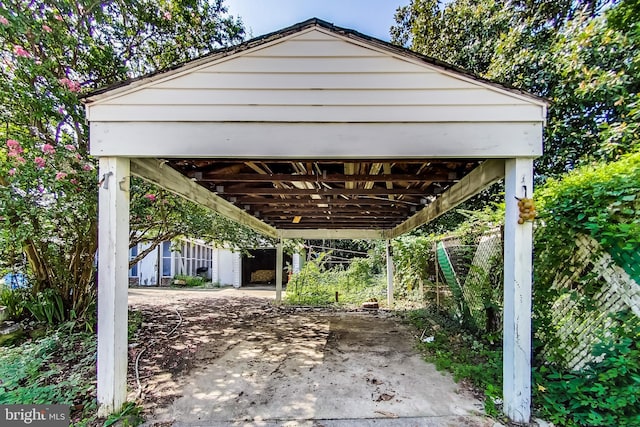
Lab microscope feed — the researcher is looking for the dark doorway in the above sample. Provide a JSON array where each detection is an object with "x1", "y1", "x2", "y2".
[{"x1": 242, "y1": 249, "x2": 291, "y2": 286}]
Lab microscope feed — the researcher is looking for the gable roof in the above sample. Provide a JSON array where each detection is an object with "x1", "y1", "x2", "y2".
[{"x1": 84, "y1": 17, "x2": 547, "y2": 107}]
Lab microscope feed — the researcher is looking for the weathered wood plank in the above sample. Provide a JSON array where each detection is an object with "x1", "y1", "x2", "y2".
[
  {"x1": 192, "y1": 173, "x2": 455, "y2": 183},
  {"x1": 278, "y1": 229, "x2": 384, "y2": 239},
  {"x1": 220, "y1": 187, "x2": 428, "y2": 196},
  {"x1": 384, "y1": 159, "x2": 505, "y2": 238}
]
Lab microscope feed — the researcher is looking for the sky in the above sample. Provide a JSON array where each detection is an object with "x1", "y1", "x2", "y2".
[{"x1": 224, "y1": 0, "x2": 411, "y2": 42}]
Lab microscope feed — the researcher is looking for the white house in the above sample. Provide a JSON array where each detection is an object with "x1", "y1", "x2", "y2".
[{"x1": 129, "y1": 239, "x2": 301, "y2": 287}]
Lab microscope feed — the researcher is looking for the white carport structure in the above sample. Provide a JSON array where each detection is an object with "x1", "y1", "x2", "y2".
[{"x1": 85, "y1": 19, "x2": 546, "y2": 424}]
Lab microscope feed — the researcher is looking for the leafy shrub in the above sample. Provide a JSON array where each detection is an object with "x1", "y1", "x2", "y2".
[
  {"x1": 128, "y1": 309, "x2": 143, "y2": 340},
  {"x1": 536, "y1": 152, "x2": 640, "y2": 259},
  {"x1": 0, "y1": 326, "x2": 97, "y2": 425},
  {"x1": 285, "y1": 253, "x2": 385, "y2": 306},
  {"x1": 0, "y1": 285, "x2": 29, "y2": 320},
  {"x1": 24, "y1": 288, "x2": 66, "y2": 325},
  {"x1": 534, "y1": 312, "x2": 640, "y2": 427},
  {"x1": 173, "y1": 274, "x2": 205, "y2": 287},
  {"x1": 104, "y1": 401, "x2": 144, "y2": 427}
]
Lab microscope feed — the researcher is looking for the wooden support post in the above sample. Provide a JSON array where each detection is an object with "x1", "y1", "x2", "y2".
[
  {"x1": 232, "y1": 252, "x2": 241, "y2": 288},
  {"x1": 386, "y1": 240, "x2": 394, "y2": 308},
  {"x1": 276, "y1": 238, "x2": 283, "y2": 303},
  {"x1": 503, "y1": 158, "x2": 533, "y2": 424},
  {"x1": 435, "y1": 242, "x2": 440, "y2": 308},
  {"x1": 97, "y1": 157, "x2": 130, "y2": 417}
]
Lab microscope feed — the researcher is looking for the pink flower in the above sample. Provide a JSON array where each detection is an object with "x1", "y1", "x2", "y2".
[
  {"x1": 70, "y1": 178, "x2": 78, "y2": 185},
  {"x1": 34, "y1": 156, "x2": 46, "y2": 168},
  {"x1": 0, "y1": 16, "x2": 8, "y2": 25},
  {"x1": 8, "y1": 168, "x2": 16, "y2": 176},
  {"x1": 41, "y1": 143, "x2": 55, "y2": 154},
  {"x1": 64, "y1": 144, "x2": 76, "y2": 151},
  {"x1": 82, "y1": 163, "x2": 93, "y2": 171},
  {"x1": 163, "y1": 11, "x2": 172, "y2": 20},
  {"x1": 144, "y1": 194, "x2": 157, "y2": 202},
  {"x1": 55, "y1": 171, "x2": 67, "y2": 180},
  {"x1": 54, "y1": 15, "x2": 63, "y2": 21},
  {"x1": 42, "y1": 24, "x2": 52, "y2": 33},
  {"x1": 58, "y1": 77, "x2": 81, "y2": 92},
  {"x1": 7, "y1": 139, "x2": 23, "y2": 153},
  {"x1": 13, "y1": 45, "x2": 30, "y2": 58},
  {"x1": 15, "y1": 156, "x2": 25, "y2": 164}
]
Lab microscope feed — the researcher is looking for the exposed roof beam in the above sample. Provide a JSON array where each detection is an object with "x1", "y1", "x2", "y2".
[
  {"x1": 384, "y1": 159, "x2": 505, "y2": 239},
  {"x1": 131, "y1": 159, "x2": 278, "y2": 238},
  {"x1": 365, "y1": 163, "x2": 383, "y2": 190},
  {"x1": 278, "y1": 229, "x2": 385, "y2": 239},
  {"x1": 190, "y1": 173, "x2": 455, "y2": 183},
  {"x1": 268, "y1": 216, "x2": 402, "y2": 221},
  {"x1": 258, "y1": 207, "x2": 406, "y2": 214},
  {"x1": 170, "y1": 158, "x2": 480, "y2": 165},
  {"x1": 236, "y1": 197, "x2": 421, "y2": 206},
  {"x1": 383, "y1": 163, "x2": 395, "y2": 201},
  {"x1": 220, "y1": 187, "x2": 427, "y2": 196}
]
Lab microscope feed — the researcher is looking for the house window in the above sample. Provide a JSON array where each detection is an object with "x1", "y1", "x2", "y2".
[
  {"x1": 129, "y1": 245, "x2": 138, "y2": 278},
  {"x1": 162, "y1": 241, "x2": 172, "y2": 277}
]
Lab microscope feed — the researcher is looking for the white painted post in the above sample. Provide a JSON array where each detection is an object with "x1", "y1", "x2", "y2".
[
  {"x1": 503, "y1": 158, "x2": 534, "y2": 424},
  {"x1": 276, "y1": 239, "x2": 284, "y2": 303},
  {"x1": 232, "y1": 251, "x2": 241, "y2": 288},
  {"x1": 97, "y1": 157, "x2": 130, "y2": 417},
  {"x1": 211, "y1": 248, "x2": 219, "y2": 284},
  {"x1": 386, "y1": 240, "x2": 394, "y2": 307},
  {"x1": 292, "y1": 252, "x2": 301, "y2": 274}
]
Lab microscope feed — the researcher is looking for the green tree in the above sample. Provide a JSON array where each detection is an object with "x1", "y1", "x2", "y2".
[
  {"x1": 392, "y1": 0, "x2": 638, "y2": 177},
  {"x1": 0, "y1": 0, "x2": 245, "y2": 323},
  {"x1": 129, "y1": 179, "x2": 267, "y2": 268}
]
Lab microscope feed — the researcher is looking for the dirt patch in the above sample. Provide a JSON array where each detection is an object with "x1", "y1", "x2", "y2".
[{"x1": 128, "y1": 289, "x2": 495, "y2": 426}]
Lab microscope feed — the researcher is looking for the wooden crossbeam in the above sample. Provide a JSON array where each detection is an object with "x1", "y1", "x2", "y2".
[
  {"x1": 220, "y1": 187, "x2": 427, "y2": 196},
  {"x1": 235, "y1": 197, "x2": 421, "y2": 206},
  {"x1": 189, "y1": 173, "x2": 454, "y2": 182}
]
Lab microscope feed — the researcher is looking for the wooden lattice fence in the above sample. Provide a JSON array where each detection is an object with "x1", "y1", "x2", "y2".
[
  {"x1": 435, "y1": 229, "x2": 639, "y2": 369},
  {"x1": 541, "y1": 234, "x2": 640, "y2": 369}
]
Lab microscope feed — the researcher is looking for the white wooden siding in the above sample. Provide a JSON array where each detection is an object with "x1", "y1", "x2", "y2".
[
  {"x1": 88, "y1": 104, "x2": 541, "y2": 122},
  {"x1": 94, "y1": 88, "x2": 530, "y2": 106},
  {"x1": 88, "y1": 29, "x2": 544, "y2": 125},
  {"x1": 90, "y1": 122, "x2": 543, "y2": 158}
]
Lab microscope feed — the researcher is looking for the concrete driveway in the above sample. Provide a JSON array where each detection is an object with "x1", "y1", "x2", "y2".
[{"x1": 128, "y1": 288, "x2": 498, "y2": 427}]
